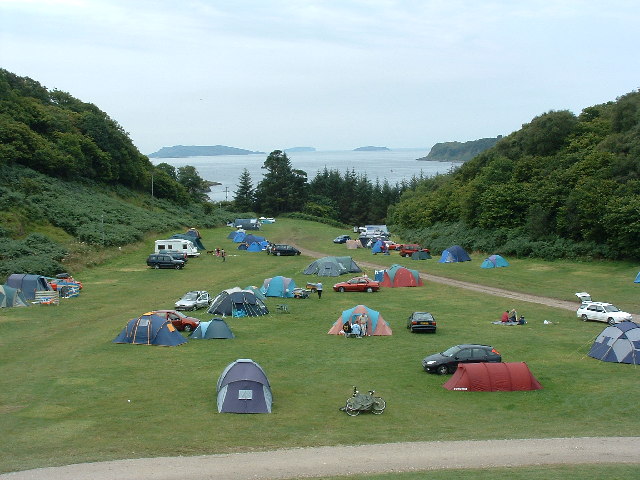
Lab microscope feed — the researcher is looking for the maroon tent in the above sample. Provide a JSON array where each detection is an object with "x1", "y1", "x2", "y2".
[{"x1": 443, "y1": 362, "x2": 542, "y2": 391}]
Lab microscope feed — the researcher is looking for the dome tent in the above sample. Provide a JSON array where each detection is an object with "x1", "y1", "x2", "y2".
[
  {"x1": 443, "y1": 362, "x2": 542, "y2": 391},
  {"x1": 113, "y1": 313, "x2": 187, "y2": 346},
  {"x1": 0, "y1": 285, "x2": 29, "y2": 308},
  {"x1": 328, "y1": 304, "x2": 392, "y2": 336},
  {"x1": 588, "y1": 322, "x2": 640, "y2": 364},
  {"x1": 260, "y1": 276, "x2": 297, "y2": 298},
  {"x1": 378, "y1": 264, "x2": 423, "y2": 288},
  {"x1": 438, "y1": 245, "x2": 471, "y2": 263},
  {"x1": 207, "y1": 287, "x2": 269, "y2": 317},
  {"x1": 481, "y1": 254, "x2": 510, "y2": 268},
  {"x1": 189, "y1": 318, "x2": 235, "y2": 339},
  {"x1": 216, "y1": 359, "x2": 272, "y2": 413}
]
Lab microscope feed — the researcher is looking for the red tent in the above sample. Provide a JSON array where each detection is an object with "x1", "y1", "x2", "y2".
[
  {"x1": 442, "y1": 362, "x2": 542, "y2": 391},
  {"x1": 379, "y1": 264, "x2": 423, "y2": 288}
]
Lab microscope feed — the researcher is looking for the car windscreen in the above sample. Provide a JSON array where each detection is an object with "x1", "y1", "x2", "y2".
[
  {"x1": 603, "y1": 305, "x2": 620, "y2": 312},
  {"x1": 182, "y1": 292, "x2": 198, "y2": 300},
  {"x1": 441, "y1": 345, "x2": 462, "y2": 357}
]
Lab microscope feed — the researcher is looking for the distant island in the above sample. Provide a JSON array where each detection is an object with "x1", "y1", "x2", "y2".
[
  {"x1": 284, "y1": 147, "x2": 316, "y2": 152},
  {"x1": 354, "y1": 146, "x2": 390, "y2": 152},
  {"x1": 148, "y1": 145, "x2": 265, "y2": 158},
  {"x1": 417, "y1": 136, "x2": 502, "y2": 162}
]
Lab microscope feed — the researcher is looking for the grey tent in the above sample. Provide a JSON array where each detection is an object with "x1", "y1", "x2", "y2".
[
  {"x1": 207, "y1": 287, "x2": 269, "y2": 317},
  {"x1": 0, "y1": 285, "x2": 30, "y2": 308},
  {"x1": 303, "y1": 256, "x2": 362, "y2": 276},
  {"x1": 216, "y1": 359, "x2": 272, "y2": 413},
  {"x1": 6, "y1": 274, "x2": 52, "y2": 300},
  {"x1": 189, "y1": 318, "x2": 235, "y2": 339},
  {"x1": 588, "y1": 322, "x2": 640, "y2": 364}
]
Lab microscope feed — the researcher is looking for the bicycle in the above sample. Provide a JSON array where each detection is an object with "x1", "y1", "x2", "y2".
[{"x1": 339, "y1": 386, "x2": 386, "y2": 416}]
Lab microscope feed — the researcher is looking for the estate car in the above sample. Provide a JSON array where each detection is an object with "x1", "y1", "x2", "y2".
[{"x1": 422, "y1": 344, "x2": 501, "y2": 375}]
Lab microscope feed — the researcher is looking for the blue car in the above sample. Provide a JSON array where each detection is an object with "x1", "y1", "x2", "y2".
[{"x1": 333, "y1": 235, "x2": 351, "y2": 244}]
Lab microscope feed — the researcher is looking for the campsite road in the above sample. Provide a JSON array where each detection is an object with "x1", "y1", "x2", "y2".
[{"x1": 3, "y1": 437, "x2": 639, "y2": 479}]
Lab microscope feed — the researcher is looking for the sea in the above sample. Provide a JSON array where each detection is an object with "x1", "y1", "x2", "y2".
[{"x1": 151, "y1": 149, "x2": 461, "y2": 202}]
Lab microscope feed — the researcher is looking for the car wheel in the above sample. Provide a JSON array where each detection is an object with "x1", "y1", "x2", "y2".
[
  {"x1": 175, "y1": 264, "x2": 182, "y2": 269},
  {"x1": 183, "y1": 324, "x2": 192, "y2": 332},
  {"x1": 154, "y1": 264, "x2": 160, "y2": 269},
  {"x1": 339, "y1": 287, "x2": 345, "y2": 292},
  {"x1": 436, "y1": 364, "x2": 450, "y2": 375},
  {"x1": 276, "y1": 252, "x2": 281, "y2": 256},
  {"x1": 581, "y1": 314, "x2": 588, "y2": 322},
  {"x1": 607, "y1": 317, "x2": 616, "y2": 325},
  {"x1": 366, "y1": 287, "x2": 373, "y2": 293},
  {"x1": 191, "y1": 305, "x2": 197, "y2": 311}
]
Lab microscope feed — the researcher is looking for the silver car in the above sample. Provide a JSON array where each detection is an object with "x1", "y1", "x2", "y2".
[
  {"x1": 175, "y1": 291, "x2": 211, "y2": 311},
  {"x1": 576, "y1": 301, "x2": 632, "y2": 325}
]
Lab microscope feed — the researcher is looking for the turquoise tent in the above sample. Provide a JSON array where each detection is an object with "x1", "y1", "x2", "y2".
[
  {"x1": 634, "y1": 272, "x2": 640, "y2": 283},
  {"x1": 261, "y1": 276, "x2": 296, "y2": 298},
  {"x1": 327, "y1": 304, "x2": 393, "y2": 336},
  {"x1": 247, "y1": 242, "x2": 263, "y2": 252},
  {"x1": 0, "y1": 285, "x2": 30, "y2": 308},
  {"x1": 189, "y1": 318, "x2": 235, "y2": 339},
  {"x1": 244, "y1": 285, "x2": 266, "y2": 300},
  {"x1": 481, "y1": 254, "x2": 510, "y2": 268}
]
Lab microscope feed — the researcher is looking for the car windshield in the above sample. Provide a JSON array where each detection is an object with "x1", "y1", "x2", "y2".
[
  {"x1": 603, "y1": 305, "x2": 620, "y2": 313},
  {"x1": 441, "y1": 345, "x2": 462, "y2": 357},
  {"x1": 182, "y1": 292, "x2": 198, "y2": 300}
]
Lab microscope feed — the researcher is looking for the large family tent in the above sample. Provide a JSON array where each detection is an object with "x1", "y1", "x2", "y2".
[
  {"x1": 0, "y1": 285, "x2": 29, "y2": 308},
  {"x1": 171, "y1": 233, "x2": 205, "y2": 251},
  {"x1": 328, "y1": 304, "x2": 393, "y2": 336},
  {"x1": 377, "y1": 264, "x2": 423, "y2": 288},
  {"x1": 243, "y1": 234, "x2": 265, "y2": 244},
  {"x1": 207, "y1": 287, "x2": 269, "y2": 317},
  {"x1": 588, "y1": 322, "x2": 640, "y2": 365},
  {"x1": 112, "y1": 313, "x2": 187, "y2": 346},
  {"x1": 303, "y1": 256, "x2": 362, "y2": 277},
  {"x1": 189, "y1": 318, "x2": 235, "y2": 339},
  {"x1": 438, "y1": 245, "x2": 471, "y2": 263},
  {"x1": 216, "y1": 359, "x2": 272, "y2": 413},
  {"x1": 443, "y1": 362, "x2": 542, "y2": 391},
  {"x1": 6, "y1": 274, "x2": 52, "y2": 300},
  {"x1": 481, "y1": 254, "x2": 510, "y2": 268},
  {"x1": 261, "y1": 276, "x2": 297, "y2": 298}
]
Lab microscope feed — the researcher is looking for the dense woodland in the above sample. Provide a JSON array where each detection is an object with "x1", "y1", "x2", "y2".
[
  {"x1": 2, "y1": 67, "x2": 640, "y2": 277},
  {"x1": 417, "y1": 137, "x2": 501, "y2": 162}
]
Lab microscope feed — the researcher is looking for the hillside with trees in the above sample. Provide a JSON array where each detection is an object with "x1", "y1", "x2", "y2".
[
  {"x1": 389, "y1": 90, "x2": 640, "y2": 260},
  {"x1": 417, "y1": 137, "x2": 502, "y2": 162}
]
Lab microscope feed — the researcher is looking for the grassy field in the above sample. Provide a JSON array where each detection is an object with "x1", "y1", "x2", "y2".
[{"x1": 1, "y1": 218, "x2": 639, "y2": 475}]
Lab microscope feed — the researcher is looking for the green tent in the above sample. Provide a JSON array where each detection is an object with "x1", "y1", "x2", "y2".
[{"x1": 0, "y1": 285, "x2": 30, "y2": 308}]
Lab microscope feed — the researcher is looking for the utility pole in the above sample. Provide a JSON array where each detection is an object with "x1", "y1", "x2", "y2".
[{"x1": 224, "y1": 186, "x2": 229, "y2": 201}]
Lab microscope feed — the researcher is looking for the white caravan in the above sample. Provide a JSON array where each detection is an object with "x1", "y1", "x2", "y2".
[{"x1": 154, "y1": 239, "x2": 200, "y2": 257}]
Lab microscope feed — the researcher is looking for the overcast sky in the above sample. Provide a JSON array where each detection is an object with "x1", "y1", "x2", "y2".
[{"x1": 1, "y1": 0, "x2": 638, "y2": 155}]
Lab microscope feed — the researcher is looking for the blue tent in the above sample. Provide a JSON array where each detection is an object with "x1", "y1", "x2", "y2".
[
  {"x1": 247, "y1": 242, "x2": 263, "y2": 252},
  {"x1": 634, "y1": 272, "x2": 640, "y2": 283},
  {"x1": 189, "y1": 318, "x2": 235, "y2": 339},
  {"x1": 371, "y1": 239, "x2": 383, "y2": 254},
  {"x1": 237, "y1": 243, "x2": 248, "y2": 250},
  {"x1": 6, "y1": 274, "x2": 52, "y2": 300},
  {"x1": 588, "y1": 322, "x2": 640, "y2": 364},
  {"x1": 113, "y1": 313, "x2": 187, "y2": 346},
  {"x1": 217, "y1": 359, "x2": 272, "y2": 413},
  {"x1": 481, "y1": 254, "x2": 510, "y2": 268},
  {"x1": 233, "y1": 231, "x2": 247, "y2": 243},
  {"x1": 260, "y1": 276, "x2": 296, "y2": 298},
  {"x1": 243, "y1": 234, "x2": 265, "y2": 244},
  {"x1": 438, "y1": 245, "x2": 471, "y2": 263}
]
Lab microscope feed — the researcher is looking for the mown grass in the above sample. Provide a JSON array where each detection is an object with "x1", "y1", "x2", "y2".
[{"x1": 0, "y1": 219, "x2": 639, "y2": 475}]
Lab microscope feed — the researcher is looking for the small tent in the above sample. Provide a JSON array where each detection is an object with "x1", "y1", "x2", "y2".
[
  {"x1": 189, "y1": 318, "x2": 235, "y2": 339},
  {"x1": 345, "y1": 239, "x2": 360, "y2": 249},
  {"x1": 112, "y1": 313, "x2": 187, "y2": 346},
  {"x1": 443, "y1": 362, "x2": 542, "y2": 391},
  {"x1": 379, "y1": 264, "x2": 423, "y2": 287},
  {"x1": 588, "y1": 322, "x2": 640, "y2": 364},
  {"x1": 0, "y1": 285, "x2": 30, "y2": 308},
  {"x1": 217, "y1": 359, "x2": 272, "y2": 413},
  {"x1": 438, "y1": 245, "x2": 471, "y2": 263},
  {"x1": 481, "y1": 254, "x2": 510, "y2": 268},
  {"x1": 171, "y1": 233, "x2": 205, "y2": 250},
  {"x1": 635, "y1": 272, "x2": 640, "y2": 283},
  {"x1": 411, "y1": 250, "x2": 432, "y2": 260},
  {"x1": 244, "y1": 285, "x2": 266, "y2": 300},
  {"x1": 246, "y1": 242, "x2": 263, "y2": 252},
  {"x1": 232, "y1": 231, "x2": 247, "y2": 243},
  {"x1": 260, "y1": 276, "x2": 297, "y2": 298},
  {"x1": 207, "y1": 287, "x2": 269, "y2": 317},
  {"x1": 6, "y1": 274, "x2": 52, "y2": 300},
  {"x1": 303, "y1": 256, "x2": 362, "y2": 276},
  {"x1": 328, "y1": 304, "x2": 393, "y2": 336}
]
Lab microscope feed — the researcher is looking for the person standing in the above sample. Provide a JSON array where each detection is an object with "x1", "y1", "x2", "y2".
[
  {"x1": 316, "y1": 282, "x2": 323, "y2": 299},
  {"x1": 221, "y1": 249, "x2": 226, "y2": 262}
]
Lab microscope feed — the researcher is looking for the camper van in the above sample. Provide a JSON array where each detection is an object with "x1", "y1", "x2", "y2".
[{"x1": 154, "y1": 239, "x2": 200, "y2": 257}]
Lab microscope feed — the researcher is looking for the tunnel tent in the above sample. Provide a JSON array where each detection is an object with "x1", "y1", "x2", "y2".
[
  {"x1": 6, "y1": 274, "x2": 52, "y2": 300},
  {"x1": 443, "y1": 362, "x2": 542, "y2": 391},
  {"x1": 303, "y1": 256, "x2": 362, "y2": 277},
  {"x1": 112, "y1": 313, "x2": 187, "y2": 346}
]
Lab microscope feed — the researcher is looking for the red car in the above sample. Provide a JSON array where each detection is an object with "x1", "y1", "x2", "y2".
[
  {"x1": 152, "y1": 310, "x2": 200, "y2": 332},
  {"x1": 333, "y1": 277, "x2": 381, "y2": 293}
]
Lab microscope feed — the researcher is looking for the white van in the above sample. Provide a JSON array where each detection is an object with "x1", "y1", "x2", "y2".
[{"x1": 154, "y1": 239, "x2": 200, "y2": 257}]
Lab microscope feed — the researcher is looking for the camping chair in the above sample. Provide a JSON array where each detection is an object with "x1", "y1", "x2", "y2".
[{"x1": 276, "y1": 304, "x2": 290, "y2": 314}]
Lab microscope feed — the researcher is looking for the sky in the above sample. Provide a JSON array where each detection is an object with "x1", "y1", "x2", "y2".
[{"x1": 1, "y1": 0, "x2": 639, "y2": 155}]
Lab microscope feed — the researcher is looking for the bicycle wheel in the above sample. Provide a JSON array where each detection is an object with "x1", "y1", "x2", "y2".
[
  {"x1": 345, "y1": 398, "x2": 360, "y2": 416},
  {"x1": 372, "y1": 397, "x2": 386, "y2": 414}
]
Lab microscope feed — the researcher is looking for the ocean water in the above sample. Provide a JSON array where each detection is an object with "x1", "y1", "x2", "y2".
[{"x1": 152, "y1": 149, "x2": 460, "y2": 202}]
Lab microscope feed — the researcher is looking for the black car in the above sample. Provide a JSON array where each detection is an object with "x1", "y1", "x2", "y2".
[
  {"x1": 333, "y1": 235, "x2": 351, "y2": 244},
  {"x1": 146, "y1": 253, "x2": 185, "y2": 269},
  {"x1": 267, "y1": 244, "x2": 301, "y2": 256},
  {"x1": 421, "y1": 344, "x2": 501, "y2": 375},
  {"x1": 407, "y1": 312, "x2": 437, "y2": 333}
]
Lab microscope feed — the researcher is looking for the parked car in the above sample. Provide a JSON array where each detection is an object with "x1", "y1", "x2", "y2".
[
  {"x1": 422, "y1": 344, "x2": 501, "y2": 374},
  {"x1": 152, "y1": 310, "x2": 200, "y2": 332},
  {"x1": 175, "y1": 291, "x2": 211, "y2": 311},
  {"x1": 267, "y1": 244, "x2": 301, "y2": 256},
  {"x1": 333, "y1": 235, "x2": 351, "y2": 244},
  {"x1": 146, "y1": 253, "x2": 185, "y2": 269},
  {"x1": 576, "y1": 301, "x2": 633, "y2": 325},
  {"x1": 333, "y1": 277, "x2": 380, "y2": 293},
  {"x1": 407, "y1": 312, "x2": 437, "y2": 333},
  {"x1": 398, "y1": 244, "x2": 430, "y2": 257}
]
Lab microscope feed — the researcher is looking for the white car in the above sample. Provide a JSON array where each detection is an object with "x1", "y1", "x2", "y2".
[
  {"x1": 576, "y1": 302, "x2": 633, "y2": 325},
  {"x1": 175, "y1": 291, "x2": 211, "y2": 311}
]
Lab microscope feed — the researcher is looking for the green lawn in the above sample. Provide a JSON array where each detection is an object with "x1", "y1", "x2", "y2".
[{"x1": 1, "y1": 219, "x2": 639, "y2": 475}]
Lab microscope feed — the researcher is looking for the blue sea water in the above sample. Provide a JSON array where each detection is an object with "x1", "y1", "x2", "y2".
[{"x1": 152, "y1": 149, "x2": 460, "y2": 202}]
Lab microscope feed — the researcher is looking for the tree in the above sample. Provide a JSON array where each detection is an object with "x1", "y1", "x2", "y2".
[
  {"x1": 254, "y1": 150, "x2": 308, "y2": 214},
  {"x1": 177, "y1": 165, "x2": 215, "y2": 202},
  {"x1": 155, "y1": 162, "x2": 177, "y2": 180},
  {"x1": 233, "y1": 168, "x2": 255, "y2": 211}
]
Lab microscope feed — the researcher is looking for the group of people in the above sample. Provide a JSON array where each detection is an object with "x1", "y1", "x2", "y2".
[
  {"x1": 341, "y1": 313, "x2": 369, "y2": 337},
  {"x1": 501, "y1": 309, "x2": 526, "y2": 325},
  {"x1": 213, "y1": 248, "x2": 226, "y2": 261}
]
